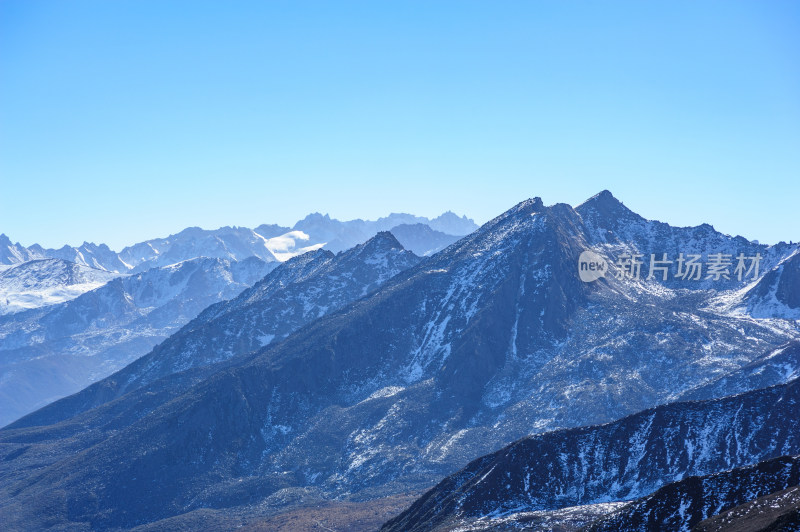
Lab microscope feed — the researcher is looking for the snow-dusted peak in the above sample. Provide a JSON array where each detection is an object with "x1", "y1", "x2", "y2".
[
  {"x1": 351, "y1": 231, "x2": 405, "y2": 254},
  {"x1": 576, "y1": 189, "x2": 644, "y2": 229},
  {"x1": 212, "y1": 235, "x2": 414, "y2": 324},
  {"x1": 505, "y1": 196, "x2": 545, "y2": 217},
  {"x1": 0, "y1": 258, "x2": 121, "y2": 314},
  {"x1": 1, "y1": 194, "x2": 799, "y2": 530},
  {"x1": 118, "y1": 225, "x2": 279, "y2": 271},
  {"x1": 0, "y1": 234, "x2": 45, "y2": 265},
  {"x1": 330, "y1": 231, "x2": 420, "y2": 287}
]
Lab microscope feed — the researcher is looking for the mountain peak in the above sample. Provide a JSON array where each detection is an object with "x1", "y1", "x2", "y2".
[
  {"x1": 575, "y1": 189, "x2": 642, "y2": 226},
  {"x1": 301, "y1": 212, "x2": 332, "y2": 222},
  {"x1": 428, "y1": 211, "x2": 479, "y2": 236},
  {"x1": 359, "y1": 230, "x2": 406, "y2": 252},
  {"x1": 592, "y1": 189, "x2": 615, "y2": 200},
  {"x1": 508, "y1": 196, "x2": 545, "y2": 217},
  {"x1": 333, "y1": 230, "x2": 413, "y2": 263},
  {"x1": 580, "y1": 189, "x2": 624, "y2": 209},
  {"x1": 432, "y1": 210, "x2": 469, "y2": 222}
]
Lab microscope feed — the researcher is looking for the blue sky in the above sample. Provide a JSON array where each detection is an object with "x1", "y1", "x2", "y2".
[{"x1": 1, "y1": 1, "x2": 798, "y2": 250}]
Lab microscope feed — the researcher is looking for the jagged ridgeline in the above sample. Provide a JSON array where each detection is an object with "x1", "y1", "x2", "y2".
[
  {"x1": 382, "y1": 379, "x2": 800, "y2": 531},
  {"x1": 0, "y1": 215, "x2": 472, "y2": 426},
  {"x1": 0, "y1": 192, "x2": 798, "y2": 530}
]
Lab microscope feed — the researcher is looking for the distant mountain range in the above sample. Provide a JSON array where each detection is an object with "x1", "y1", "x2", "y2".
[
  {"x1": 0, "y1": 234, "x2": 130, "y2": 272},
  {"x1": 0, "y1": 212, "x2": 474, "y2": 426},
  {"x1": 292, "y1": 211, "x2": 475, "y2": 253},
  {"x1": 13, "y1": 232, "x2": 421, "y2": 429},
  {"x1": 0, "y1": 256, "x2": 275, "y2": 427},
  {"x1": 0, "y1": 211, "x2": 477, "y2": 273},
  {"x1": 0, "y1": 191, "x2": 797, "y2": 530}
]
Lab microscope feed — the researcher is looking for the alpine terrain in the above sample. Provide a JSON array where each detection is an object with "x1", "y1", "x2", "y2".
[
  {"x1": 0, "y1": 213, "x2": 471, "y2": 426},
  {"x1": 0, "y1": 256, "x2": 275, "y2": 426},
  {"x1": 0, "y1": 192, "x2": 797, "y2": 530},
  {"x1": 10, "y1": 232, "x2": 421, "y2": 429}
]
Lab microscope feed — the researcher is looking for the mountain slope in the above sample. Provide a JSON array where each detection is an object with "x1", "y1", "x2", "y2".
[
  {"x1": 390, "y1": 223, "x2": 462, "y2": 256},
  {"x1": 0, "y1": 256, "x2": 274, "y2": 427},
  {"x1": 576, "y1": 190, "x2": 797, "y2": 293},
  {"x1": 10, "y1": 233, "x2": 421, "y2": 429},
  {"x1": 0, "y1": 193, "x2": 797, "y2": 529},
  {"x1": 585, "y1": 454, "x2": 800, "y2": 532},
  {"x1": 743, "y1": 248, "x2": 800, "y2": 319},
  {"x1": 0, "y1": 198, "x2": 594, "y2": 528},
  {"x1": 693, "y1": 484, "x2": 800, "y2": 532},
  {"x1": 679, "y1": 341, "x2": 800, "y2": 403},
  {"x1": 381, "y1": 380, "x2": 800, "y2": 531}
]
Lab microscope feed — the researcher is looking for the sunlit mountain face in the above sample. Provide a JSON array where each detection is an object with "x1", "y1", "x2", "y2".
[{"x1": 0, "y1": 192, "x2": 797, "y2": 531}]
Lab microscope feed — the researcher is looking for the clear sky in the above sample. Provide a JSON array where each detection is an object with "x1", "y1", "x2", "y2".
[{"x1": 1, "y1": 1, "x2": 798, "y2": 250}]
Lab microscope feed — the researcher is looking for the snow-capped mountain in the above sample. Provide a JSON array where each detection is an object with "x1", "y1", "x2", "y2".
[
  {"x1": 0, "y1": 233, "x2": 130, "y2": 272},
  {"x1": 43, "y1": 241, "x2": 131, "y2": 272},
  {"x1": 0, "y1": 234, "x2": 43, "y2": 264},
  {"x1": 1, "y1": 211, "x2": 475, "y2": 274},
  {"x1": 381, "y1": 379, "x2": 800, "y2": 531},
  {"x1": 0, "y1": 193, "x2": 797, "y2": 529},
  {"x1": 11, "y1": 233, "x2": 421, "y2": 428},
  {"x1": 3, "y1": 227, "x2": 284, "y2": 274},
  {"x1": 0, "y1": 213, "x2": 470, "y2": 423},
  {"x1": 0, "y1": 258, "x2": 120, "y2": 315},
  {"x1": 0, "y1": 211, "x2": 469, "y2": 420},
  {"x1": 0, "y1": 256, "x2": 275, "y2": 427},
  {"x1": 576, "y1": 190, "x2": 796, "y2": 292},
  {"x1": 586, "y1": 454, "x2": 800, "y2": 531},
  {"x1": 256, "y1": 212, "x2": 475, "y2": 257},
  {"x1": 118, "y1": 226, "x2": 281, "y2": 272}
]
